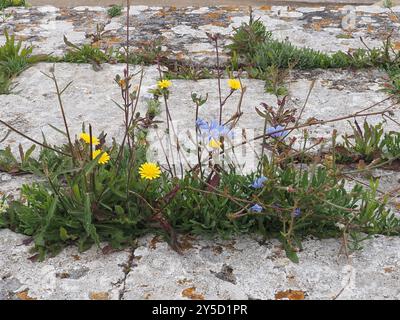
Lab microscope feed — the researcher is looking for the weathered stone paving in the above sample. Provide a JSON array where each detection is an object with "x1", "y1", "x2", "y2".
[
  {"x1": 1, "y1": 5, "x2": 400, "y2": 65},
  {"x1": 1, "y1": 5, "x2": 400, "y2": 300},
  {"x1": 1, "y1": 228, "x2": 399, "y2": 300},
  {"x1": 0, "y1": 63, "x2": 396, "y2": 161}
]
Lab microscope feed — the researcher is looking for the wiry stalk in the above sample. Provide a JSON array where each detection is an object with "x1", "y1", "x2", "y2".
[
  {"x1": 0, "y1": 119, "x2": 71, "y2": 157},
  {"x1": 42, "y1": 70, "x2": 76, "y2": 165}
]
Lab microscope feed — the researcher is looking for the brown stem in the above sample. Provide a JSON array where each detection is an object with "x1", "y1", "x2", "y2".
[
  {"x1": 0, "y1": 119, "x2": 71, "y2": 157},
  {"x1": 51, "y1": 73, "x2": 76, "y2": 165},
  {"x1": 223, "y1": 107, "x2": 395, "y2": 155},
  {"x1": 215, "y1": 37, "x2": 223, "y2": 125}
]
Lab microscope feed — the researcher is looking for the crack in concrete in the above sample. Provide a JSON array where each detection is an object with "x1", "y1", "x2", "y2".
[{"x1": 117, "y1": 246, "x2": 138, "y2": 300}]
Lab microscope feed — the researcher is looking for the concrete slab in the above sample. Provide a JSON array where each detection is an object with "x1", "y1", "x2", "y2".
[
  {"x1": 0, "y1": 229, "x2": 131, "y2": 300},
  {"x1": 0, "y1": 63, "x2": 397, "y2": 171},
  {"x1": 0, "y1": 5, "x2": 399, "y2": 65},
  {"x1": 1, "y1": 228, "x2": 399, "y2": 300}
]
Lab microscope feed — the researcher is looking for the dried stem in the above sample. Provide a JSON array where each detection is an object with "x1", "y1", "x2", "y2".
[{"x1": 0, "y1": 119, "x2": 71, "y2": 157}]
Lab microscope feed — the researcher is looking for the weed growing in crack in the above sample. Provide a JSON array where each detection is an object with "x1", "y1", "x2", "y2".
[
  {"x1": 0, "y1": 3, "x2": 400, "y2": 263},
  {"x1": 63, "y1": 36, "x2": 112, "y2": 65},
  {"x1": 229, "y1": 11, "x2": 400, "y2": 101},
  {"x1": 335, "y1": 120, "x2": 400, "y2": 165},
  {"x1": 0, "y1": 30, "x2": 46, "y2": 93},
  {"x1": 1, "y1": 60, "x2": 399, "y2": 262},
  {"x1": 0, "y1": 0, "x2": 25, "y2": 9},
  {"x1": 107, "y1": 5, "x2": 123, "y2": 18}
]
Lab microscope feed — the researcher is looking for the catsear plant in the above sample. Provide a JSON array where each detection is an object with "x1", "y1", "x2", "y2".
[
  {"x1": 1, "y1": 4, "x2": 400, "y2": 263},
  {"x1": 0, "y1": 29, "x2": 46, "y2": 93}
]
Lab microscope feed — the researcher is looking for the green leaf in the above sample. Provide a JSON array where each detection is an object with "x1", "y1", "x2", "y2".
[
  {"x1": 115, "y1": 205, "x2": 124, "y2": 216},
  {"x1": 82, "y1": 193, "x2": 100, "y2": 246},
  {"x1": 59, "y1": 226, "x2": 69, "y2": 241}
]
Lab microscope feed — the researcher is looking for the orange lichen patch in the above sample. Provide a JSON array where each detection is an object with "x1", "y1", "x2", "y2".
[
  {"x1": 333, "y1": 5, "x2": 345, "y2": 10},
  {"x1": 367, "y1": 24, "x2": 374, "y2": 33},
  {"x1": 89, "y1": 292, "x2": 110, "y2": 300},
  {"x1": 275, "y1": 290, "x2": 305, "y2": 300},
  {"x1": 220, "y1": 6, "x2": 239, "y2": 12},
  {"x1": 389, "y1": 13, "x2": 399, "y2": 23},
  {"x1": 104, "y1": 36, "x2": 124, "y2": 45},
  {"x1": 259, "y1": 5, "x2": 272, "y2": 11},
  {"x1": 384, "y1": 267, "x2": 395, "y2": 273},
  {"x1": 144, "y1": 293, "x2": 152, "y2": 299},
  {"x1": 204, "y1": 12, "x2": 223, "y2": 20},
  {"x1": 14, "y1": 35, "x2": 30, "y2": 41},
  {"x1": 155, "y1": 10, "x2": 167, "y2": 18},
  {"x1": 310, "y1": 22, "x2": 322, "y2": 31},
  {"x1": 92, "y1": 36, "x2": 123, "y2": 49},
  {"x1": 393, "y1": 42, "x2": 400, "y2": 50},
  {"x1": 211, "y1": 21, "x2": 228, "y2": 27},
  {"x1": 16, "y1": 290, "x2": 36, "y2": 300},
  {"x1": 175, "y1": 52, "x2": 186, "y2": 60},
  {"x1": 14, "y1": 24, "x2": 28, "y2": 32},
  {"x1": 308, "y1": 18, "x2": 336, "y2": 32},
  {"x1": 182, "y1": 287, "x2": 205, "y2": 300}
]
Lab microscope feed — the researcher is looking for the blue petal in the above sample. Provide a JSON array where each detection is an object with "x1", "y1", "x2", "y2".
[
  {"x1": 249, "y1": 204, "x2": 263, "y2": 213},
  {"x1": 266, "y1": 125, "x2": 288, "y2": 138}
]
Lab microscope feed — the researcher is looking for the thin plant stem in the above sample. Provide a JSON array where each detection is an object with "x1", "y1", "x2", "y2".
[
  {"x1": 48, "y1": 71, "x2": 76, "y2": 165},
  {"x1": 0, "y1": 119, "x2": 71, "y2": 157}
]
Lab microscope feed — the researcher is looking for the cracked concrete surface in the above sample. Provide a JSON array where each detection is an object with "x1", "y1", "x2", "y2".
[
  {"x1": 1, "y1": 229, "x2": 399, "y2": 300},
  {"x1": 1, "y1": 5, "x2": 400, "y2": 65},
  {"x1": 1, "y1": 4, "x2": 400, "y2": 300}
]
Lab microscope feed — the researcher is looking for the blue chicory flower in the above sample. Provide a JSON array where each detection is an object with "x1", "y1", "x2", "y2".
[
  {"x1": 293, "y1": 208, "x2": 301, "y2": 217},
  {"x1": 196, "y1": 118, "x2": 209, "y2": 131},
  {"x1": 250, "y1": 176, "x2": 268, "y2": 189},
  {"x1": 266, "y1": 125, "x2": 288, "y2": 138},
  {"x1": 197, "y1": 118, "x2": 233, "y2": 140},
  {"x1": 249, "y1": 204, "x2": 263, "y2": 213}
]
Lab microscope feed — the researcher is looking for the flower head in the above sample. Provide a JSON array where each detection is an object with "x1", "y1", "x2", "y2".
[
  {"x1": 266, "y1": 125, "x2": 288, "y2": 138},
  {"x1": 208, "y1": 138, "x2": 222, "y2": 149},
  {"x1": 250, "y1": 176, "x2": 268, "y2": 189},
  {"x1": 249, "y1": 204, "x2": 263, "y2": 213},
  {"x1": 92, "y1": 150, "x2": 110, "y2": 165},
  {"x1": 139, "y1": 162, "x2": 161, "y2": 180},
  {"x1": 157, "y1": 79, "x2": 172, "y2": 89},
  {"x1": 196, "y1": 118, "x2": 209, "y2": 131},
  {"x1": 196, "y1": 118, "x2": 233, "y2": 140},
  {"x1": 293, "y1": 208, "x2": 301, "y2": 217},
  {"x1": 118, "y1": 79, "x2": 126, "y2": 88},
  {"x1": 228, "y1": 79, "x2": 241, "y2": 91},
  {"x1": 80, "y1": 133, "x2": 100, "y2": 146}
]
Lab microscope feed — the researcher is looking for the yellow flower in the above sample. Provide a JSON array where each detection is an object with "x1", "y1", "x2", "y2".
[
  {"x1": 92, "y1": 149, "x2": 110, "y2": 165},
  {"x1": 139, "y1": 162, "x2": 161, "y2": 180},
  {"x1": 228, "y1": 79, "x2": 241, "y2": 91},
  {"x1": 208, "y1": 138, "x2": 222, "y2": 149},
  {"x1": 80, "y1": 133, "x2": 100, "y2": 146},
  {"x1": 118, "y1": 79, "x2": 126, "y2": 88},
  {"x1": 157, "y1": 79, "x2": 172, "y2": 89}
]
